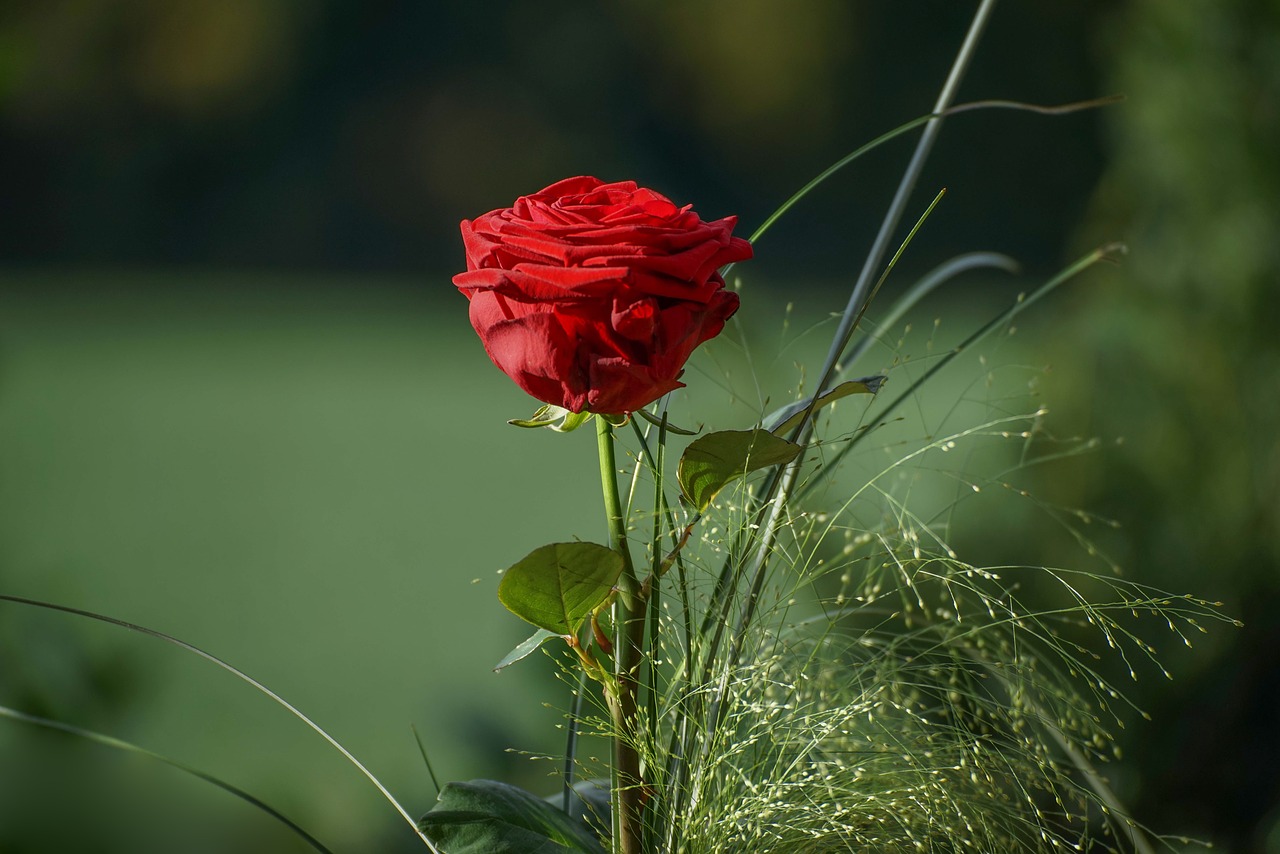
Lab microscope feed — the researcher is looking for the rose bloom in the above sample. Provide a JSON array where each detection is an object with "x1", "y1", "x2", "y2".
[{"x1": 453, "y1": 176, "x2": 752, "y2": 415}]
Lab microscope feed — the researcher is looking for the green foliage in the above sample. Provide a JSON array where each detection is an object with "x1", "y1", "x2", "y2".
[
  {"x1": 543, "y1": 235, "x2": 1237, "y2": 851},
  {"x1": 764, "y1": 376, "x2": 885, "y2": 436},
  {"x1": 494, "y1": 629, "x2": 561, "y2": 672},
  {"x1": 596, "y1": 403, "x2": 1232, "y2": 852},
  {"x1": 676, "y1": 429, "x2": 802, "y2": 513},
  {"x1": 419, "y1": 779, "x2": 606, "y2": 854},
  {"x1": 497, "y1": 543, "x2": 623, "y2": 636}
]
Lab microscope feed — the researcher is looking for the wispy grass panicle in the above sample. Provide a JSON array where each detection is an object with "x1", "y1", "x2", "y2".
[
  {"x1": 541, "y1": 273, "x2": 1235, "y2": 853},
  {"x1": 617, "y1": 504, "x2": 1231, "y2": 852}
]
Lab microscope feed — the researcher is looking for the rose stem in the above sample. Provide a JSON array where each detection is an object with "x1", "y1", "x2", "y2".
[{"x1": 595, "y1": 416, "x2": 646, "y2": 854}]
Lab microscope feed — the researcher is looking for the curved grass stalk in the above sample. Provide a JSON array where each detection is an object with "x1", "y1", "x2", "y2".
[
  {"x1": 733, "y1": 93, "x2": 1122, "y2": 261},
  {"x1": 698, "y1": 180, "x2": 952, "y2": 668},
  {"x1": 0, "y1": 702, "x2": 336, "y2": 854},
  {"x1": 837, "y1": 250, "x2": 1020, "y2": 375},
  {"x1": 701, "y1": 184, "x2": 958, "y2": 750},
  {"x1": 0, "y1": 594, "x2": 441, "y2": 853},
  {"x1": 683, "y1": 249, "x2": 1014, "y2": 720},
  {"x1": 798, "y1": 242, "x2": 1127, "y2": 503},
  {"x1": 955, "y1": 648, "x2": 1160, "y2": 854},
  {"x1": 795, "y1": 0, "x2": 999, "y2": 447},
  {"x1": 667, "y1": 235, "x2": 1116, "y2": 843},
  {"x1": 410, "y1": 724, "x2": 442, "y2": 799}
]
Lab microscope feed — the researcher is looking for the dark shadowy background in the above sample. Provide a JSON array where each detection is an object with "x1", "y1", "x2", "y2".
[{"x1": 1, "y1": 2, "x2": 1276, "y2": 852}]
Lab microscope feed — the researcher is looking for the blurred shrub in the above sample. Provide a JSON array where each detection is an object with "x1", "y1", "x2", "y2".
[{"x1": 1030, "y1": 1, "x2": 1280, "y2": 849}]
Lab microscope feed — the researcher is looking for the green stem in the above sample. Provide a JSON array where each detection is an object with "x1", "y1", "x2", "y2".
[
  {"x1": 595, "y1": 417, "x2": 645, "y2": 854},
  {"x1": 597, "y1": 418, "x2": 639, "y2": 603}
]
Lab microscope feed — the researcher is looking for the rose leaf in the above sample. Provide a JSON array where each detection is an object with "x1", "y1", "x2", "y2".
[
  {"x1": 765, "y1": 376, "x2": 887, "y2": 436},
  {"x1": 497, "y1": 543, "x2": 623, "y2": 636},
  {"x1": 677, "y1": 429, "x2": 803, "y2": 513},
  {"x1": 419, "y1": 779, "x2": 606, "y2": 854},
  {"x1": 493, "y1": 628, "x2": 563, "y2": 672}
]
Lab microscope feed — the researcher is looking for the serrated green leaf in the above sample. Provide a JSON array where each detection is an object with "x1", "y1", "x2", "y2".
[
  {"x1": 497, "y1": 543, "x2": 623, "y2": 635},
  {"x1": 677, "y1": 429, "x2": 803, "y2": 513},
  {"x1": 419, "y1": 779, "x2": 606, "y2": 854},
  {"x1": 494, "y1": 628, "x2": 562, "y2": 672},
  {"x1": 766, "y1": 376, "x2": 886, "y2": 436}
]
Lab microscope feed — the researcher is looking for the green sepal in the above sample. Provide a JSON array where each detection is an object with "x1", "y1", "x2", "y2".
[
  {"x1": 677, "y1": 429, "x2": 803, "y2": 513},
  {"x1": 553, "y1": 411, "x2": 593, "y2": 433},
  {"x1": 494, "y1": 628, "x2": 563, "y2": 672},
  {"x1": 497, "y1": 543, "x2": 624, "y2": 636},
  {"x1": 766, "y1": 376, "x2": 886, "y2": 436},
  {"x1": 597, "y1": 412, "x2": 630, "y2": 427},
  {"x1": 508, "y1": 406, "x2": 594, "y2": 433},
  {"x1": 419, "y1": 779, "x2": 607, "y2": 854}
]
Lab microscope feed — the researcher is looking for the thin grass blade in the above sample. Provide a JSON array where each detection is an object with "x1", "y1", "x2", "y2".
[
  {"x1": 0, "y1": 703, "x2": 336, "y2": 854},
  {"x1": 0, "y1": 593, "x2": 440, "y2": 853}
]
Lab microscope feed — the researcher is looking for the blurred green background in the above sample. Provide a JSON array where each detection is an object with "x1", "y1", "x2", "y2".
[{"x1": 1, "y1": 2, "x2": 1277, "y2": 851}]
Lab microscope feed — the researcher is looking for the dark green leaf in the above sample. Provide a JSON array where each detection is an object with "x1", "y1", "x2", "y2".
[
  {"x1": 545, "y1": 778, "x2": 611, "y2": 840},
  {"x1": 677, "y1": 429, "x2": 803, "y2": 513},
  {"x1": 494, "y1": 628, "x2": 562, "y2": 672},
  {"x1": 497, "y1": 543, "x2": 623, "y2": 635},
  {"x1": 766, "y1": 376, "x2": 886, "y2": 436},
  {"x1": 419, "y1": 779, "x2": 606, "y2": 854}
]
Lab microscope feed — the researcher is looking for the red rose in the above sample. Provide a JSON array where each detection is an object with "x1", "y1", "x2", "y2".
[{"x1": 453, "y1": 176, "x2": 752, "y2": 415}]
